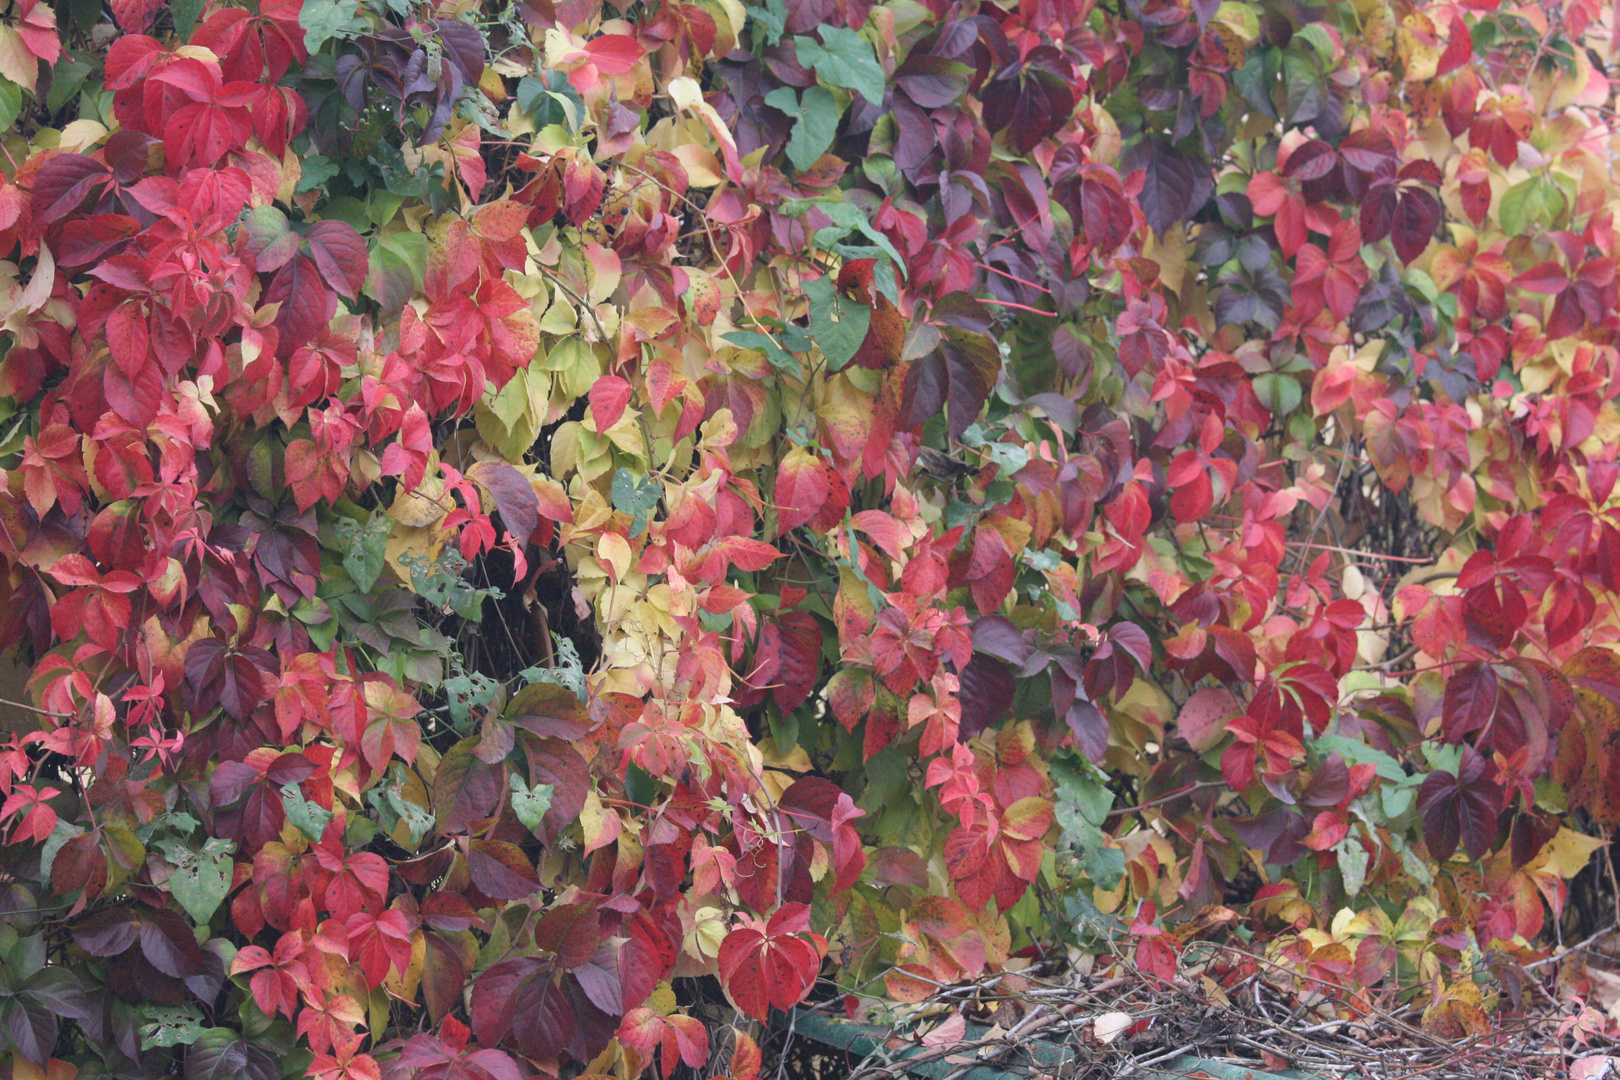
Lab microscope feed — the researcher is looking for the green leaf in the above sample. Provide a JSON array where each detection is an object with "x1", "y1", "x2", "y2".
[
  {"x1": 169, "y1": 845, "x2": 234, "y2": 924},
  {"x1": 141, "y1": 1004, "x2": 208, "y2": 1049},
  {"x1": 300, "y1": 0, "x2": 362, "y2": 52},
  {"x1": 1498, "y1": 178, "x2": 1535, "y2": 238},
  {"x1": 1051, "y1": 750, "x2": 1115, "y2": 844},
  {"x1": 764, "y1": 85, "x2": 841, "y2": 172},
  {"x1": 339, "y1": 513, "x2": 391, "y2": 593},
  {"x1": 170, "y1": 0, "x2": 204, "y2": 40},
  {"x1": 795, "y1": 27, "x2": 887, "y2": 107},
  {"x1": 804, "y1": 276, "x2": 871, "y2": 372},
  {"x1": 280, "y1": 783, "x2": 333, "y2": 844},
  {"x1": 364, "y1": 231, "x2": 428, "y2": 314},
  {"x1": 611, "y1": 467, "x2": 661, "y2": 538},
  {"x1": 45, "y1": 57, "x2": 93, "y2": 116},
  {"x1": 0, "y1": 79, "x2": 22, "y2": 133},
  {"x1": 516, "y1": 71, "x2": 584, "y2": 130},
  {"x1": 747, "y1": 0, "x2": 787, "y2": 46},
  {"x1": 723, "y1": 329, "x2": 801, "y2": 373},
  {"x1": 296, "y1": 155, "x2": 342, "y2": 195},
  {"x1": 1083, "y1": 844, "x2": 1126, "y2": 890},
  {"x1": 508, "y1": 775, "x2": 555, "y2": 835},
  {"x1": 779, "y1": 197, "x2": 906, "y2": 270},
  {"x1": 1254, "y1": 371, "x2": 1302, "y2": 416},
  {"x1": 1334, "y1": 834, "x2": 1368, "y2": 897}
]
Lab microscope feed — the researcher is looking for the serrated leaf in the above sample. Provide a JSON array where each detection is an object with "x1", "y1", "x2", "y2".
[
  {"x1": 1498, "y1": 179, "x2": 1535, "y2": 238},
  {"x1": 611, "y1": 468, "x2": 660, "y2": 538},
  {"x1": 341, "y1": 513, "x2": 392, "y2": 593},
  {"x1": 169, "y1": 0, "x2": 203, "y2": 39},
  {"x1": 0, "y1": 79, "x2": 21, "y2": 133},
  {"x1": 509, "y1": 775, "x2": 555, "y2": 836},
  {"x1": 765, "y1": 85, "x2": 840, "y2": 172},
  {"x1": 804, "y1": 276, "x2": 871, "y2": 372},
  {"x1": 723, "y1": 329, "x2": 801, "y2": 373},
  {"x1": 140, "y1": 1004, "x2": 207, "y2": 1049},
  {"x1": 301, "y1": 0, "x2": 362, "y2": 52},
  {"x1": 169, "y1": 847, "x2": 233, "y2": 924},
  {"x1": 795, "y1": 27, "x2": 886, "y2": 107},
  {"x1": 280, "y1": 783, "x2": 333, "y2": 844},
  {"x1": 45, "y1": 57, "x2": 92, "y2": 115}
]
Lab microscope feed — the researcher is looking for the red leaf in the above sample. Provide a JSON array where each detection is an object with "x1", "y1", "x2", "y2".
[
  {"x1": 347, "y1": 910, "x2": 415, "y2": 988},
  {"x1": 465, "y1": 460, "x2": 541, "y2": 549},
  {"x1": 466, "y1": 839, "x2": 540, "y2": 901},
  {"x1": 582, "y1": 34, "x2": 645, "y2": 74},
  {"x1": 589, "y1": 375, "x2": 633, "y2": 431},
  {"x1": 775, "y1": 447, "x2": 830, "y2": 535},
  {"x1": 305, "y1": 220, "x2": 369, "y2": 300},
  {"x1": 110, "y1": 0, "x2": 164, "y2": 33},
  {"x1": 717, "y1": 906, "x2": 825, "y2": 1021},
  {"x1": 966, "y1": 527, "x2": 1014, "y2": 613},
  {"x1": 1514, "y1": 261, "x2": 1569, "y2": 295},
  {"x1": 1436, "y1": 11, "x2": 1474, "y2": 75},
  {"x1": 163, "y1": 100, "x2": 252, "y2": 169}
]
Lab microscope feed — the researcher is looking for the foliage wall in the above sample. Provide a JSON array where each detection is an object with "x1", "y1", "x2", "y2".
[{"x1": 0, "y1": 0, "x2": 1617, "y2": 1071}]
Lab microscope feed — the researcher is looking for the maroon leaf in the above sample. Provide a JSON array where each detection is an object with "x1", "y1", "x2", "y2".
[
  {"x1": 533, "y1": 904, "x2": 601, "y2": 969},
  {"x1": 305, "y1": 220, "x2": 369, "y2": 300},
  {"x1": 1359, "y1": 182, "x2": 1400, "y2": 246},
  {"x1": 466, "y1": 460, "x2": 541, "y2": 549},
  {"x1": 895, "y1": 54, "x2": 969, "y2": 108},
  {"x1": 30, "y1": 154, "x2": 112, "y2": 225},
  {"x1": 57, "y1": 216, "x2": 141, "y2": 268},
  {"x1": 74, "y1": 909, "x2": 140, "y2": 956},
  {"x1": 435, "y1": 739, "x2": 504, "y2": 835},
  {"x1": 958, "y1": 653, "x2": 1014, "y2": 740},
  {"x1": 1300, "y1": 753, "x2": 1350, "y2": 807},
  {"x1": 972, "y1": 614, "x2": 1032, "y2": 666},
  {"x1": 982, "y1": 47, "x2": 1074, "y2": 155},
  {"x1": 466, "y1": 839, "x2": 541, "y2": 901},
  {"x1": 773, "y1": 611, "x2": 823, "y2": 713},
  {"x1": 1442, "y1": 663, "x2": 1499, "y2": 742},
  {"x1": 1283, "y1": 139, "x2": 1337, "y2": 181},
  {"x1": 139, "y1": 909, "x2": 208, "y2": 978},
  {"x1": 517, "y1": 735, "x2": 588, "y2": 844},
  {"x1": 1066, "y1": 699, "x2": 1109, "y2": 763},
  {"x1": 264, "y1": 254, "x2": 339, "y2": 356},
  {"x1": 1124, "y1": 138, "x2": 1212, "y2": 235},
  {"x1": 1417, "y1": 745, "x2": 1502, "y2": 862},
  {"x1": 1391, "y1": 188, "x2": 1441, "y2": 263},
  {"x1": 900, "y1": 294, "x2": 999, "y2": 442}
]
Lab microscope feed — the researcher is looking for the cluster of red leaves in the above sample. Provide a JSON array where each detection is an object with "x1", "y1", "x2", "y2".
[{"x1": 0, "y1": 0, "x2": 1617, "y2": 1075}]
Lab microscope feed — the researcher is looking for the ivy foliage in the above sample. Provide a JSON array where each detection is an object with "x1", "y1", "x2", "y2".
[{"x1": 0, "y1": 0, "x2": 1618, "y2": 1072}]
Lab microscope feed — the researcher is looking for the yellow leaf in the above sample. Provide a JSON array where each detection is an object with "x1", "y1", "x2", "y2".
[
  {"x1": 0, "y1": 26, "x2": 41, "y2": 91},
  {"x1": 384, "y1": 522, "x2": 449, "y2": 585},
  {"x1": 1397, "y1": 12, "x2": 1440, "y2": 81},
  {"x1": 387, "y1": 469, "x2": 451, "y2": 528},
  {"x1": 598, "y1": 532, "x2": 632, "y2": 582},
  {"x1": 579, "y1": 789, "x2": 622, "y2": 855},
  {"x1": 382, "y1": 926, "x2": 426, "y2": 1002},
  {"x1": 1528, "y1": 828, "x2": 1607, "y2": 880}
]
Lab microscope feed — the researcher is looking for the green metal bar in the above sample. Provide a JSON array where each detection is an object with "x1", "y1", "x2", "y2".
[{"x1": 785, "y1": 1009, "x2": 1337, "y2": 1080}]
